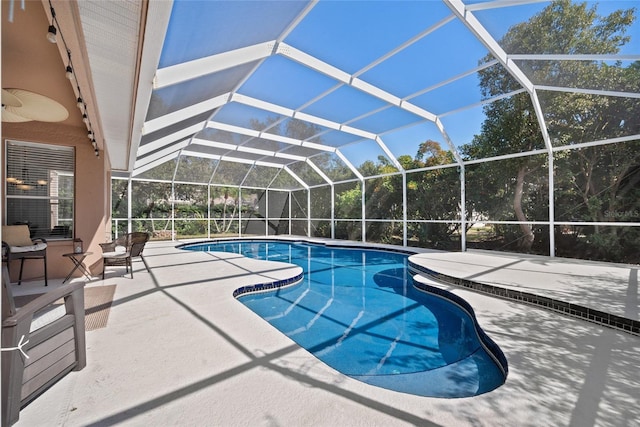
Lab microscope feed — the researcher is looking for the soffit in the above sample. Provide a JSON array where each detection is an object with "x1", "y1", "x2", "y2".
[{"x1": 74, "y1": 0, "x2": 144, "y2": 171}]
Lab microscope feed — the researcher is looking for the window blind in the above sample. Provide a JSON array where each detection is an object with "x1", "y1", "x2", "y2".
[{"x1": 5, "y1": 140, "x2": 75, "y2": 239}]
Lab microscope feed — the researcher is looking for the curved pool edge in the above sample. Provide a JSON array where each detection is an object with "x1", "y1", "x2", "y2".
[
  {"x1": 410, "y1": 273, "x2": 509, "y2": 380},
  {"x1": 408, "y1": 256, "x2": 640, "y2": 336},
  {"x1": 179, "y1": 238, "x2": 509, "y2": 397},
  {"x1": 232, "y1": 272, "x2": 305, "y2": 298},
  {"x1": 176, "y1": 240, "x2": 306, "y2": 298}
]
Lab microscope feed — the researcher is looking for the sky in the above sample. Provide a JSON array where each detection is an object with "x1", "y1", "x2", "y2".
[{"x1": 154, "y1": 0, "x2": 639, "y2": 170}]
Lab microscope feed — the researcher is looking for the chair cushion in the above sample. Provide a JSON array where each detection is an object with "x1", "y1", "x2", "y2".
[
  {"x1": 2, "y1": 225, "x2": 33, "y2": 247},
  {"x1": 9, "y1": 242, "x2": 47, "y2": 253},
  {"x1": 102, "y1": 251, "x2": 130, "y2": 259}
]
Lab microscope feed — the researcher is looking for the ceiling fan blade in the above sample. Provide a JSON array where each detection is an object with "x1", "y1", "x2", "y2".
[
  {"x1": 2, "y1": 88, "x2": 23, "y2": 107},
  {"x1": 2, "y1": 107, "x2": 32, "y2": 123},
  {"x1": 2, "y1": 88, "x2": 69, "y2": 122}
]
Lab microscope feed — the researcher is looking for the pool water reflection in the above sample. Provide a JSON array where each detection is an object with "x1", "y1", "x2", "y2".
[{"x1": 183, "y1": 240, "x2": 507, "y2": 397}]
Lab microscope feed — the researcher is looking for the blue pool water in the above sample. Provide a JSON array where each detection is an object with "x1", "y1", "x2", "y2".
[{"x1": 183, "y1": 240, "x2": 507, "y2": 397}]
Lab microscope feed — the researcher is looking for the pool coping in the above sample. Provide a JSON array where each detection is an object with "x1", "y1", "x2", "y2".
[
  {"x1": 411, "y1": 280, "x2": 509, "y2": 378},
  {"x1": 408, "y1": 261, "x2": 640, "y2": 336}
]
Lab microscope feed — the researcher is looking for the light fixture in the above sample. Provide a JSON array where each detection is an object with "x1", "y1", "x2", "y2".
[
  {"x1": 47, "y1": 25, "x2": 57, "y2": 43},
  {"x1": 7, "y1": 163, "x2": 48, "y2": 191},
  {"x1": 47, "y1": 1, "x2": 100, "y2": 154},
  {"x1": 47, "y1": 6, "x2": 57, "y2": 43}
]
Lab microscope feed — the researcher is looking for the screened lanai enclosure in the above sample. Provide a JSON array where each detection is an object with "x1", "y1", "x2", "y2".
[{"x1": 112, "y1": 0, "x2": 640, "y2": 264}]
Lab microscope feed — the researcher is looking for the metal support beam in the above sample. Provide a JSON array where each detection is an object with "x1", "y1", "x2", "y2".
[
  {"x1": 375, "y1": 136, "x2": 404, "y2": 171},
  {"x1": 361, "y1": 179, "x2": 366, "y2": 243},
  {"x1": 154, "y1": 41, "x2": 274, "y2": 89},
  {"x1": 307, "y1": 190, "x2": 312, "y2": 238},
  {"x1": 444, "y1": 0, "x2": 535, "y2": 93},
  {"x1": 548, "y1": 153, "x2": 555, "y2": 257},
  {"x1": 331, "y1": 184, "x2": 335, "y2": 240},
  {"x1": 265, "y1": 189, "x2": 269, "y2": 236},
  {"x1": 133, "y1": 150, "x2": 181, "y2": 177},
  {"x1": 277, "y1": 42, "x2": 438, "y2": 123},
  {"x1": 288, "y1": 190, "x2": 292, "y2": 236},
  {"x1": 529, "y1": 88, "x2": 555, "y2": 256},
  {"x1": 460, "y1": 165, "x2": 466, "y2": 252},
  {"x1": 127, "y1": 178, "x2": 132, "y2": 234},
  {"x1": 402, "y1": 171, "x2": 407, "y2": 247},
  {"x1": 238, "y1": 187, "x2": 243, "y2": 237},
  {"x1": 335, "y1": 150, "x2": 363, "y2": 181}
]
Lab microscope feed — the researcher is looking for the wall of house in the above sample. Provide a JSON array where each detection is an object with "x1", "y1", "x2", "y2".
[{"x1": 2, "y1": 121, "x2": 110, "y2": 281}]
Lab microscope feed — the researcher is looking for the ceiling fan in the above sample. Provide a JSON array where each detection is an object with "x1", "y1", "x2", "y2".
[{"x1": 1, "y1": 88, "x2": 68, "y2": 123}]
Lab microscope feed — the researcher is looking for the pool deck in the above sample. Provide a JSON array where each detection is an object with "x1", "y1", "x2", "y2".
[{"x1": 11, "y1": 238, "x2": 640, "y2": 427}]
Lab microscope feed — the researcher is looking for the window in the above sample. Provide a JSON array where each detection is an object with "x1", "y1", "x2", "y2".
[{"x1": 5, "y1": 140, "x2": 75, "y2": 239}]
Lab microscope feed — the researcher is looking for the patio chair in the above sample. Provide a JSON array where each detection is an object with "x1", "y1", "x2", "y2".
[
  {"x1": 2, "y1": 225, "x2": 48, "y2": 286},
  {"x1": 100, "y1": 232, "x2": 150, "y2": 279},
  {"x1": 1, "y1": 264, "x2": 86, "y2": 426}
]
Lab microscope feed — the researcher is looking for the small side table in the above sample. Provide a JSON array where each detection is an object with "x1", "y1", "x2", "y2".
[{"x1": 62, "y1": 252, "x2": 93, "y2": 283}]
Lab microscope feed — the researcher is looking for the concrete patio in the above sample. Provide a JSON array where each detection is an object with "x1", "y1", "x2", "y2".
[{"x1": 10, "y1": 239, "x2": 640, "y2": 427}]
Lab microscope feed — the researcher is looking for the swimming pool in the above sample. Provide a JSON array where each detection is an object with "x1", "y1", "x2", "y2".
[{"x1": 183, "y1": 240, "x2": 507, "y2": 397}]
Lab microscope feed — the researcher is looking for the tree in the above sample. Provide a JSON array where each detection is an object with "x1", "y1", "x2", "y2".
[
  {"x1": 362, "y1": 156, "x2": 403, "y2": 244},
  {"x1": 461, "y1": 92, "x2": 546, "y2": 251},
  {"x1": 405, "y1": 140, "x2": 460, "y2": 248},
  {"x1": 462, "y1": 0, "x2": 637, "y2": 258},
  {"x1": 335, "y1": 182, "x2": 362, "y2": 240}
]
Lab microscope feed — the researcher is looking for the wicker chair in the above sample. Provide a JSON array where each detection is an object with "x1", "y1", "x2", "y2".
[
  {"x1": 2, "y1": 225, "x2": 47, "y2": 286},
  {"x1": 99, "y1": 232, "x2": 150, "y2": 279}
]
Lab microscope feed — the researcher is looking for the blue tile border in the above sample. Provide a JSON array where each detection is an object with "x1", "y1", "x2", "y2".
[
  {"x1": 409, "y1": 261, "x2": 640, "y2": 336},
  {"x1": 178, "y1": 238, "x2": 306, "y2": 297},
  {"x1": 232, "y1": 272, "x2": 304, "y2": 298}
]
